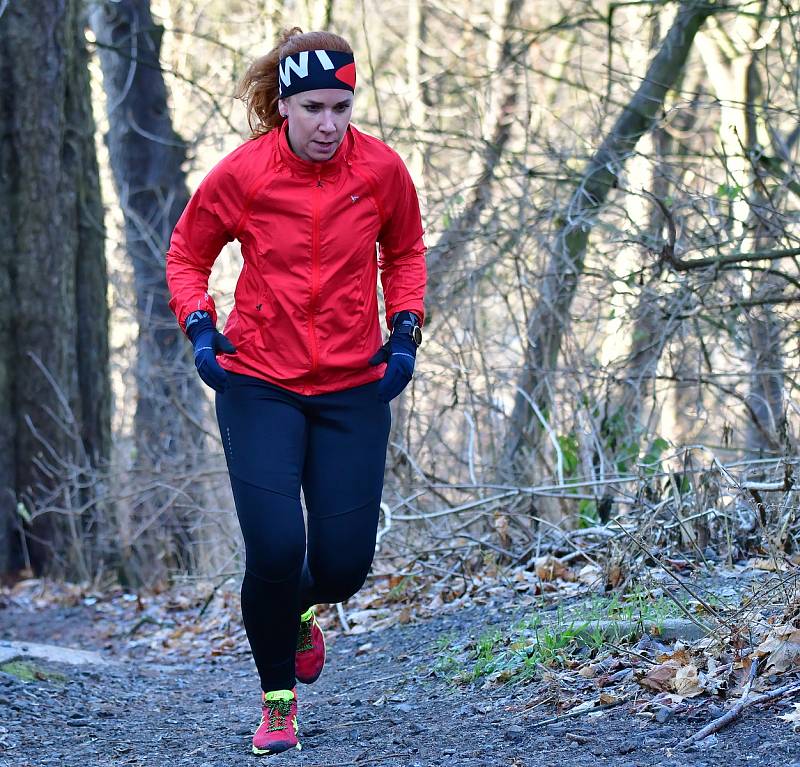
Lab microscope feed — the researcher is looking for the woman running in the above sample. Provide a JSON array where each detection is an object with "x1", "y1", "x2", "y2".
[{"x1": 165, "y1": 27, "x2": 426, "y2": 756}]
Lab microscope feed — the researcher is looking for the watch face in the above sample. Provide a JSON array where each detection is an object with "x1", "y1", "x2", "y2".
[{"x1": 412, "y1": 325, "x2": 423, "y2": 346}]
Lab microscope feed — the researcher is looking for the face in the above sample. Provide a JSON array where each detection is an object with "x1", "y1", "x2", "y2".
[{"x1": 279, "y1": 88, "x2": 354, "y2": 163}]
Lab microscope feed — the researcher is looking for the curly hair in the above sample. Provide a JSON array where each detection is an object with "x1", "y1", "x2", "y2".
[{"x1": 235, "y1": 28, "x2": 354, "y2": 138}]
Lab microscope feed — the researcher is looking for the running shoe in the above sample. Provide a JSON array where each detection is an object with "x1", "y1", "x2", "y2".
[
  {"x1": 252, "y1": 688, "x2": 300, "y2": 755},
  {"x1": 295, "y1": 606, "x2": 326, "y2": 684}
]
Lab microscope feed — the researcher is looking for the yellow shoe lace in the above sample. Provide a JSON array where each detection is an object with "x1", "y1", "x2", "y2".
[
  {"x1": 263, "y1": 697, "x2": 294, "y2": 733},
  {"x1": 297, "y1": 611, "x2": 314, "y2": 653}
]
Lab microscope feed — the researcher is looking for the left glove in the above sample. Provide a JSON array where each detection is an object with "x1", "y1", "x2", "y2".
[
  {"x1": 368, "y1": 311, "x2": 420, "y2": 403},
  {"x1": 185, "y1": 311, "x2": 237, "y2": 393}
]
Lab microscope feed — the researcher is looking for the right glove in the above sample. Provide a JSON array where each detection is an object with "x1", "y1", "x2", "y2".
[
  {"x1": 185, "y1": 311, "x2": 237, "y2": 393},
  {"x1": 368, "y1": 311, "x2": 420, "y2": 403}
]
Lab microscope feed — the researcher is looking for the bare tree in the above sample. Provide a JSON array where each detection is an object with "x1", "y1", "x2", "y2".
[
  {"x1": 741, "y1": 9, "x2": 796, "y2": 456},
  {"x1": 89, "y1": 0, "x2": 218, "y2": 575},
  {"x1": 0, "y1": 0, "x2": 111, "y2": 575},
  {"x1": 90, "y1": 0, "x2": 203, "y2": 453},
  {"x1": 425, "y1": 0, "x2": 525, "y2": 302},
  {"x1": 503, "y1": 1, "x2": 714, "y2": 476}
]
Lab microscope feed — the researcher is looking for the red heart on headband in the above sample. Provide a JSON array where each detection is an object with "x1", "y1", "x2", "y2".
[{"x1": 335, "y1": 63, "x2": 356, "y2": 88}]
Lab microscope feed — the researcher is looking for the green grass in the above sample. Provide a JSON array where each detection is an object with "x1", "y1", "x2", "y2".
[
  {"x1": 387, "y1": 574, "x2": 416, "y2": 602},
  {"x1": 579, "y1": 587, "x2": 687, "y2": 626},
  {"x1": 432, "y1": 587, "x2": 692, "y2": 687}
]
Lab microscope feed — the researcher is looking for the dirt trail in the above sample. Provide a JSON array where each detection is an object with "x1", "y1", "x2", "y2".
[{"x1": 1, "y1": 594, "x2": 799, "y2": 767}]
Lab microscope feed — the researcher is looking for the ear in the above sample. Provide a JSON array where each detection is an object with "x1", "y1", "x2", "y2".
[{"x1": 278, "y1": 98, "x2": 288, "y2": 118}]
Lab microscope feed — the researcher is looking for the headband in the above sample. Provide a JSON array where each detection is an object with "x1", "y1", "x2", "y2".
[{"x1": 278, "y1": 49, "x2": 356, "y2": 98}]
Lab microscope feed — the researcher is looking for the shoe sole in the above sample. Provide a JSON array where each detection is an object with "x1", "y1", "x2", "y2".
[{"x1": 252, "y1": 742, "x2": 302, "y2": 756}]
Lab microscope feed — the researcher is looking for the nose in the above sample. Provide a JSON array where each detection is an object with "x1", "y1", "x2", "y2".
[{"x1": 319, "y1": 110, "x2": 336, "y2": 133}]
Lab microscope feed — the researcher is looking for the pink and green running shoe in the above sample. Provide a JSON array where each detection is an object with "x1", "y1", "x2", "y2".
[
  {"x1": 295, "y1": 607, "x2": 326, "y2": 684},
  {"x1": 252, "y1": 688, "x2": 300, "y2": 756}
]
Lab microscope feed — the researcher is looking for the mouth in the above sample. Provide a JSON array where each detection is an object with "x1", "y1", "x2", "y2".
[{"x1": 313, "y1": 140, "x2": 336, "y2": 151}]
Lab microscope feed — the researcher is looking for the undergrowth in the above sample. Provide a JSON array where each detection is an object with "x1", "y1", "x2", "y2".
[{"x1": 432, "y1": 587, "x2": 691, "y2": 686}]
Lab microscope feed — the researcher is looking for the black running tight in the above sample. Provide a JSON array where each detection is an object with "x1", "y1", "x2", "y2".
[{"x1": 215, "y1": 372, "x2": 391, "y2": 692}]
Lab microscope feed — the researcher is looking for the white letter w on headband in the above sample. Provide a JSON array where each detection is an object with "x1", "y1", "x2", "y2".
[{"x1": 279, "y1": 50, "x2": 335, "y2": 89}]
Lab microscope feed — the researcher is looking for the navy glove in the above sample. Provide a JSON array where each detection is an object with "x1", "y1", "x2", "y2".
[
  {"x1": 368, "y1": 311, "x2": 420, "y2": 403},
  {"x1": 185, "y1": 311, "x2": 237, "y2": 393}
]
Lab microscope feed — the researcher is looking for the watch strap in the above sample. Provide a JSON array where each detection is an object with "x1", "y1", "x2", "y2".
[{"x1": 392, "y1": 311, "x2": 422, "y2": 347}]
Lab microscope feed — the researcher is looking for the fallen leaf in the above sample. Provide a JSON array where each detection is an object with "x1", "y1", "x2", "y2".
[
  {"x1": 387, "y1": 574, "x2": 405, "y2": 590},
  {"x1": 657, "y1": 648, "x2": 691, "y2": 665},
  {"x1": 482, "y1": 668, "x2": 515, "y2": 687},
  {"x1": 674, "y1": 664, "x2": 703, "y2": 697},
  {"x1": 493, "y1": 512, "x2": 511, "y2": 548},
  {"x1": 780, "y1": 703, "x2": 800, "y2": 731},
  {"x1": 755, "y1": 624, "x2": 800, "y2": 673},
  {"x1": 606, "y1": 562, "x2": 624, "y2": 588},
  {"x1": 577, "y1": 564, "x2": 604, "y2": 586},
  {"x1": 639, "y1": 660, "x2": 681, "y2": 692},
  {"x1": 534, "y1": 555, "x2": 574, "y2": 582}
]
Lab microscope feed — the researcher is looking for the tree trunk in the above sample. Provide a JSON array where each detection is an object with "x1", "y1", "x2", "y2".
[
  {"x1": 89, "y1": 0, "x2": 202, "y2": 455},
  {"x1": 503, "y1": 1, "x2": 713, "y2": 476},
  {"x1": 89, "y1": 0, "x2": 208, "y2": 574},
  {"x1": 743, "y1": 30, "x2": 792, "y2": 457},
  {"x1": 0, "y1": 0, "x2": 111, "y2": 576},
  {"x1": 601, "y1": 28, "x2": 704, "y2": 463},
  {"x1": 698, "y1": 5, "x2": 789, "y2": 456}
]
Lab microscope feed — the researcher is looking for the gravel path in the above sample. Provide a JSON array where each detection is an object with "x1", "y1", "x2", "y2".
[{"x1": 2, "y1": 593, "x2": 800, "y2": 766}]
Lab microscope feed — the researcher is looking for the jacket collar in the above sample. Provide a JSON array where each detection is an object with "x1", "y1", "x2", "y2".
[{"x1": 276, "y1": 121, "x2": 354, "y2": 179}]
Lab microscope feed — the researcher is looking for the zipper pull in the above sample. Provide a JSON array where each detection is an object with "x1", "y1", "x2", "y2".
[{"x1": 316, "y1": 171, "x2": 322, "y2": 188}]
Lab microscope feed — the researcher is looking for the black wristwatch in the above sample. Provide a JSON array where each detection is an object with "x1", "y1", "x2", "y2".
[{"x1": 393, "y1": 311, "x2": 422, "y2": 347}]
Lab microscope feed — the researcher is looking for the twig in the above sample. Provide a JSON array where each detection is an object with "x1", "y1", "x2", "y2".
[
  {"x1": 375, "y1": 501, "x2": 392, "y2": 551},
  {"x1": 169, "y1": 392, "x2": 220, "y2": 441},
  {"x1": 127, "y1": 615, "x2": 163, "y2": 636},
  {"x1": 336, "y1": 602, "x2": 351, "y2": 633},
  {"x1": 611, "y1": 520, "x2": 723, "y2": 632},
  {"x1": 559, "y1": 541, "x2": 608, "y2": 564},
  {"x1": 393, "y1": 490, "x2": 519, "y2": 521},
  {"x1": 531, "y1": 696, "x2": 630, "y2": 726},
  {"x1": 680, "y1": 674, "x2": 800, "y2": 746},
  {"x1": 515, "y1": 386, "x2": 565, "y2": 485},
  {"x1": 196, "y1": 575, "x2": 233, "y2": 620}
]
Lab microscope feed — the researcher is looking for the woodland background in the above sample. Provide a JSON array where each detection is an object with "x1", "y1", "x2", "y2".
[{"x1": 1, "y1": 0, "x2": 799, "y2": 591}]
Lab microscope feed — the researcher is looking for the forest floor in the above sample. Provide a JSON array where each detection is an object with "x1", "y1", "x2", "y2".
[{"x1": 2, "y1": 563, "x2": 800, "y2": 767}]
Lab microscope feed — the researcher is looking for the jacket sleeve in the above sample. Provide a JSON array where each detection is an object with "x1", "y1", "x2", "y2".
[
  {"x1": 377, "y1": 156, "x2": 427, "y2": 330},
  {"x1": 166, "y1": 157, "x2": 244, "y2": 331}
]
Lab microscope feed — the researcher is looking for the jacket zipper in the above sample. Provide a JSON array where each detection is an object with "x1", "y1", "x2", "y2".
[{"x1": 308, "y1": 173, "x2": 322, "y2": 376}]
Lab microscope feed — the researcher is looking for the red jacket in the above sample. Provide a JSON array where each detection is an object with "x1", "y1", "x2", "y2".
[{"x1": 166, "y1": 122, "x2": 426, "y2": 395}]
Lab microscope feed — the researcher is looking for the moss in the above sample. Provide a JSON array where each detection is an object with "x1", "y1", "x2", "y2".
[{"x1": 0, "y1": 660, "x2": 68, "y2": 684}]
